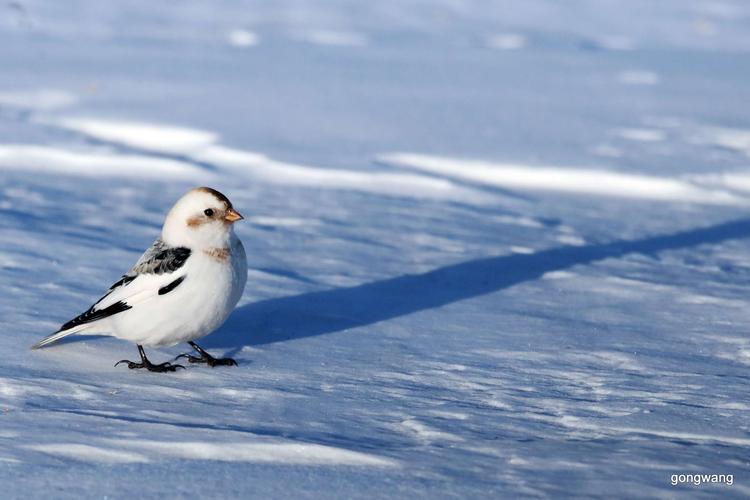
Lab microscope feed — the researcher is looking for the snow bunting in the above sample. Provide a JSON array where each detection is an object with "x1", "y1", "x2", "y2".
[{"x1": 32, "y1": 187, "x2": 248, "y2": 372}]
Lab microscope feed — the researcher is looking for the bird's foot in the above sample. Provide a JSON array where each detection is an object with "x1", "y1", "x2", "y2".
[
  {"x1": 115, "y1": 359, "x2": 185, "y2": 372},
  {"x1": 175, "y1": 352, "x2": 237, "y2": 367}
]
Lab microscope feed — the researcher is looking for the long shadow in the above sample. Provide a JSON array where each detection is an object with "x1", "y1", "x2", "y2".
[{"x1": 209, "y1": 218, "x2": 750, "y2": 349}]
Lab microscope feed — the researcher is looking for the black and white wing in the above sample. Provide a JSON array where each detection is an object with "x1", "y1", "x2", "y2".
[
  {"x1": 32, "y1": 239, "x2": 191, "y2": 349},
  {"x1": 95, "y1": 239, "x2": 191, "y2": 305}
]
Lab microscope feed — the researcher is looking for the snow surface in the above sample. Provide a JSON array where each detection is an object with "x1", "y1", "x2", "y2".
[{"x1": 1, "y1": 0, "x2": 750, "y2": 498}]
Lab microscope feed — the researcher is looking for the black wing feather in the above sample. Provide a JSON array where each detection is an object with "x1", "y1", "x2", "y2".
[
  {"x1": 130, "y1": 240, "x2": 191, "y2": 275},
  {"x1": 59, "y1": 301, "x2": 132, "y2": 332},
  {"x1": 158, "y1": 276, "x2": 185, "y2": 295},
  {"x1": 107, "y1": 275, "x2": 136, "y2": 292},
  {"x1": 149, "y1": 247, "x2": 191, "y2": 274}
]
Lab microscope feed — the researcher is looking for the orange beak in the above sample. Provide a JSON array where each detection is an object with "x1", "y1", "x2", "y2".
[{"x1": 224, "y1": 208, "x2": 244, "y2": 223}]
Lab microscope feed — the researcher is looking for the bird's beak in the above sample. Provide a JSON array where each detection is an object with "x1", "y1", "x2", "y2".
[{"x1": 224, "y1": 208, "x2": 244, "y2": 223}]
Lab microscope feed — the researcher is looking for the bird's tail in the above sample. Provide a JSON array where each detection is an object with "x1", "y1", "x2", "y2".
[{"x1": 31, "y1": 324, "x2": 90, "y2": 350}]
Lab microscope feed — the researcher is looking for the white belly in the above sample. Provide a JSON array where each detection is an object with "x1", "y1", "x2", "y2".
[{"x1": 107, "y1": 239, "x2": 247, "y2": 347}]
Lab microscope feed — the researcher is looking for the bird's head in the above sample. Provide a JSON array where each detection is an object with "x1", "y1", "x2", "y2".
[{"x1": 161, "y1": 187, "x2": 243, "y2": 249}]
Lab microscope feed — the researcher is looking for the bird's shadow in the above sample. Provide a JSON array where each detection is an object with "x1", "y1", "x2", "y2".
[{"x1": 206, "y1": 217, "x2": 750, "y2": 352}]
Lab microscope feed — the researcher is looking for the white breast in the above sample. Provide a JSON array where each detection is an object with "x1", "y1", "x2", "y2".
[{"x1": 108, "y1": 235, "x2": 248, "y2": 347}]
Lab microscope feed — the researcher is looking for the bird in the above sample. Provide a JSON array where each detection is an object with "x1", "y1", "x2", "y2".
[{"x1": 31, "y1": 187, "x2": 248, "y2": 373}]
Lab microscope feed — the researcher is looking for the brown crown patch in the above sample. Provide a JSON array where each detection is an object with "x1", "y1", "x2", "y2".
[{"x1": 195, "y1": 187, "x2": 233, "y2": 208}]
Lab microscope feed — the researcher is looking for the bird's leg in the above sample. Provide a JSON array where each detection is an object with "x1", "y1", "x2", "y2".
[
  {"x1": 176, "y1": 341, "x2": 237, "y2": 367},
  {"x1": 115, "y1": 345, "x2": 185, "y2": 372}
]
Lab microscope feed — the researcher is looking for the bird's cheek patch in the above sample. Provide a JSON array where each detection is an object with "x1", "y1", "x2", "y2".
[{"x1": 187, "y1": 216, "x2": 207, "y2": 228}]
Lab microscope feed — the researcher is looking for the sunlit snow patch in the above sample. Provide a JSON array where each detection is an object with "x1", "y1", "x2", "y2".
[
  {"x1": 614, "y1": 128, "x2": 666, "y2": 142},
  {"x1": 27, "y1": 444, "x2": 148, "y2": 464},
  {"x1": 593, "y1": 36, "x2": 636, "y2": 51},
  {"x1": 56, "y1": 118, "x2": 218, "y2": 155},
  {"x1": 0, "y1": 145, "x2": 204, "y2": 179},
  {"x1": 690, "y1": 171, "x2": 750, "y2": 196},
  {"x1": 226, "y1": 29, "x2": 259, "y2": 47},
  {"x1": 201, "y1": 145, "x2": 491, "y2": 202},
  {"x1": 617, "y1": 70, "x2": 660, "y2": 86},
  {"x1": 101, "y1": 440, "x2": 397, "y2": 466},
  {"x1": 0, "y1": 89, "x2": 77, "y2": 110},
  {"x1": 487, "y1": 33, "x2": 527, "y2": 50},
  {"x1": 590, "y1": 144, "x2": 623, "y2": 157},
  {"x1": 380, "y1": 153, "x2": 746, "y2": 205},
  {"x1": 246, "y1": 216, "x2": 321, "y2": 227},
  {"x1": 297, "y1": 30, "x2": 368, "y2": 47},
  {"x1": 551, "y1": 419, "x2": 750, "y2": 447},
  {"x1": 699, "y1": 126, "x2": 750, "y2": 158},
  {"x1": 398, "y1": 418, "x2": 463, "y2": 443},
  {"x1": 49, "y1": 117, "x2": 493, "y2": 203}
]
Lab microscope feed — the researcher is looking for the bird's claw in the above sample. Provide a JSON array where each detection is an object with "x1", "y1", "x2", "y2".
[
  {"x1": 175, "y1": 353, "x2": 200, "y2": 363},
  {"x1": 221, "y1": 357, "x2": 238, "y2": 366},
  {"x1": 115, "y1": 359, "x2": 185, "y2": 372},
  {"x1": 115, "y1": 359, "x2": 137, "y2": 369},
  {"x1": 175, "y1": 352, "x2": 237, "y2": 367},
  {"x1": 155, "y1": 362, "x2": 185, "y2": 372},
  {"x1": 207, "y1": 357, "x2": 238, "y2": 367}
]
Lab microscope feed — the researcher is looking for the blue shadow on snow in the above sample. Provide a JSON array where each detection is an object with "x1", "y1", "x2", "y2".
[{"x1": 210, "y1": 217, "x2": 750, "y2": 348}]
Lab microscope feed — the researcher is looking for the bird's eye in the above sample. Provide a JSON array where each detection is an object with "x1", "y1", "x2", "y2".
[{"x1": 204, "y1": 208, "x2": 214, "y2": 217}]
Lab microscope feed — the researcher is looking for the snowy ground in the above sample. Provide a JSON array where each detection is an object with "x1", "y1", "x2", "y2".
[{"x1": 1, "y1": 1, "x2": 750, "y2": 498}]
